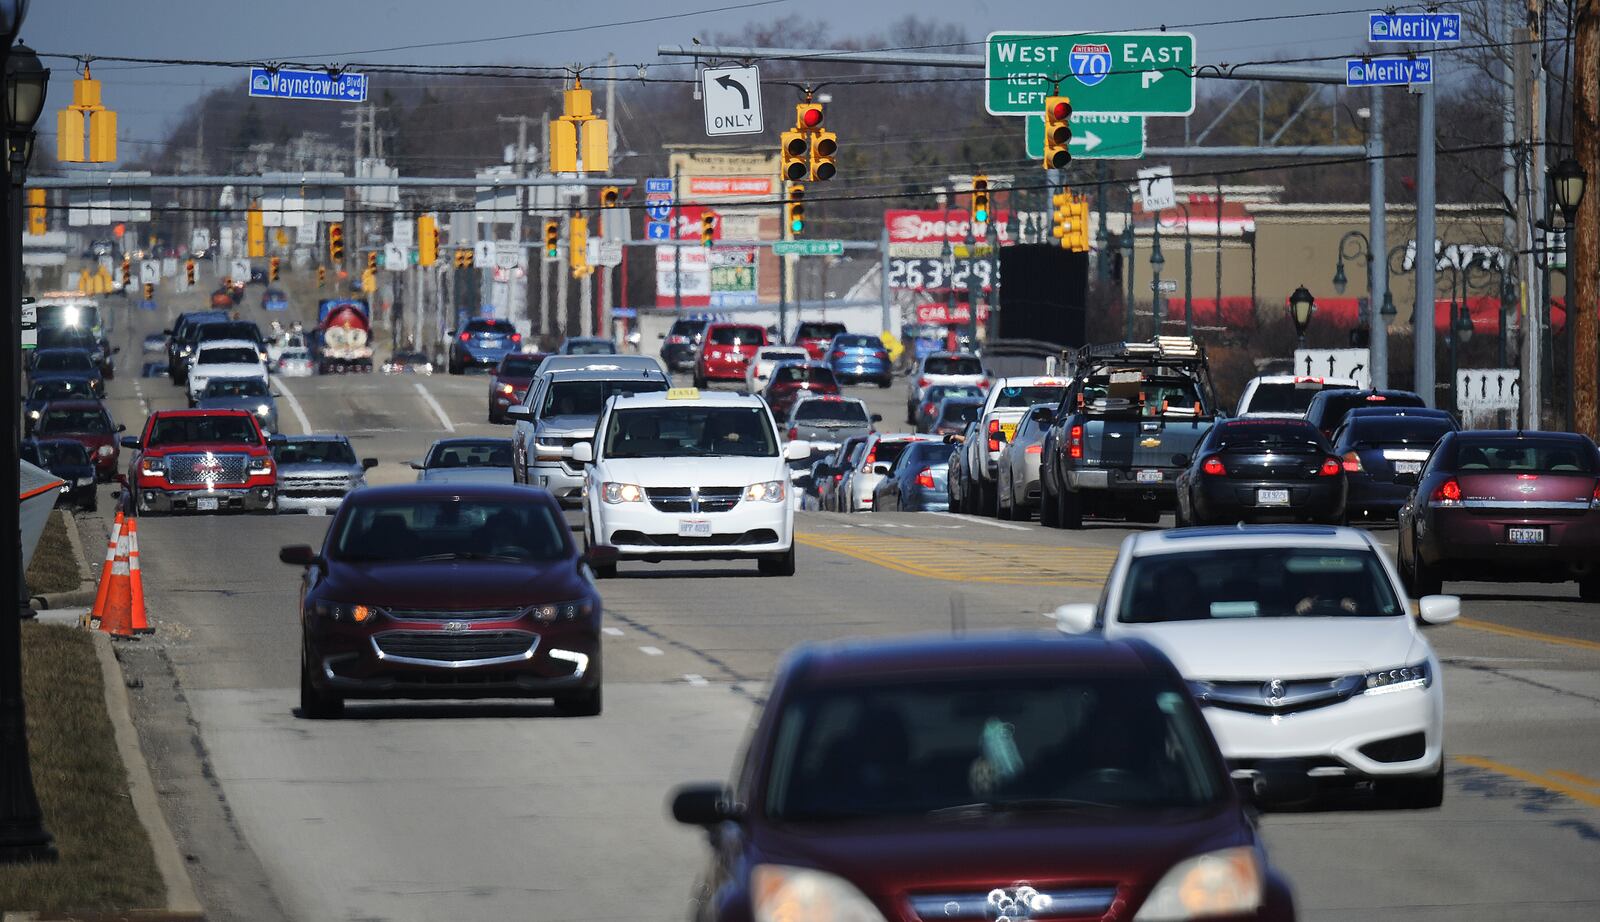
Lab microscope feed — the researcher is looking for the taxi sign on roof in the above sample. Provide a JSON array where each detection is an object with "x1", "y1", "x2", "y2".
[{"x1": 666, "y1": 387, "x2": 701, "y2": 400}]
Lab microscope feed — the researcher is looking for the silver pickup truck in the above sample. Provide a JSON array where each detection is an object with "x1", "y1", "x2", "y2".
[{"x1": 509, "y1": 366, "x2": 668, "y2": 506}]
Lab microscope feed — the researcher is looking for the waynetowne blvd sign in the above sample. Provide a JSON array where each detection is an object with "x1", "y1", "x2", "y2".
[
  {"x1": 986, "y1": 31, "x2": 1196, "y2": 116},
  {"x1": 1026, "y1": 113, "x2": 1145, "y2": 160}
]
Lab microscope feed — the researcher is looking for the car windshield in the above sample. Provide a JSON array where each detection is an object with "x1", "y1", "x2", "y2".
[
  {"x1": 1346, "y1": 418, "x2": 1455, "y2": 448},
  {"x1": 1081, "y1": 376, "x2": 1204, "y2": 418},
  {"x1": 198, "y1": 348, "x2": 260, "y2": 365},
  {"x1": 926, "y1": 385, "x2": 983, "y2": 404},
  {"x1": 773, "y1": 365, "x2": 836, "y2": 385},
  {"x1": 901, "y1": 442, "x2": 957, "y2": 469},
  {"x1": 1446, "y1": 439, "x2": 1596, "y2": 473},
  {"x1": 331, "y1": 497, "x2": 569, "y2": 563},
  {"x1": 30, "y1": 441, "x2": 90, "y2": 466},
  {"x1": 925, "y1": 356, "x2": 982, "y2": 375},
  {"x1": 33, "y1": 351, "x2": 93, "y2": 372},
  {"x1": 565, "y1": 340, "x2": 616, "y2": 355},
  {"x1": 35, "y1": 408, "x2": 110, "y2": 434},
  {"x1": 30, "y1": 379, "x2": 93, "y2": 400},
  {"x1": 991, "y1": 384, "x2": 1068, "y2": 409},
  {"x1": 937, "y1": 400, "x2": 983, "y2": 425},
  {"x1": 668, "y1": 321, "x2": 707, "y2": 337},
  {"x1": 794, "y1": 400, "x2": 869, "y2": 425},
  {"x1": 764, "y1": 675, "x2": 1222, "y2": 821},
  {"x1": 147, "y1": 416, "x2": 259, "y2": 446},
  {"x1": 709, "y1": 326, "x2": 764, "y2": 345},
  {"x1": 426, "y1": 441, "x2": 513, "y2": 468},
  {"x1": 281, "y1": 350, "x2": 311, "y2": 361},
  {"x1": 500, "y1": 355, "x2": 543, "y2": 376},
  {"x1": 1247, "y1": 381, "x2": 1354, "y2": 413},
  {"x1": 604, "y1": 406, "x2": 778, "y2": 459},
  {"x1": 1119, "y1": 547, "x2": 1403, "y2": 622},
  {"x1": 540, "y1": 378, "x2": 668, "y2": 418},
  {"x1": 798, "y1": 323, "x2": 846, "y2": 338},
  {"x1": 203, "y1": 379, "x2": 270, "y2": 398},
  {"x1": 274, "y1": 440, "x2": 357, "y2": 465},
  {"x1": 196, "y1": 323, "x2": 262, "y2": 344},
  {"x1": 1212, "y1": 421, "x2": 1328, "y2": 451},
  {"x1": 834, "y1": 335, "x2": 879, "y2": 349}
]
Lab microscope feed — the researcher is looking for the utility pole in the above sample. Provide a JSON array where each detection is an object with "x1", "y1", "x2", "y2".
[
  {"x1": 556, "y1": 214, "x2": 570, "y2": 339},
  {"x1": 1369, "y1": 86, "x2": 1389, "y2": 389},
  {"x1": 1414, "y1": 83, "x2": 1438, "y2": 407},
  {"x1": 497, "y1": 114, "x2": 536, "y2": 338},
  {"x1": 673, "y1": 163, "x2": 683, "y2": 311},
  {"x1": 1573, "y1": 0, "x2": 1599, "y2": 439},
  {"x1": 539, "y1": 111, "x2": 551, "y2": 341},
  {"x1": 1515, "y1": 17, "x2": 1544, "y2": 429},
  {"x1": 602, "y1": 52, "x2": 618, "y2": 341}
]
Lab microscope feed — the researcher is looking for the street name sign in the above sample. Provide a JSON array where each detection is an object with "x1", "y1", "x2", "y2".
[
  {"x1": 1345, "y1": 56, "x2": 1433, "y2": 87},
  {"x1": 773, "y1": 240, "x2": 845, "y2": 257},
  {"x1": 1026, "y1": 113, "x2": 1145, "y2": 159},
  {"x1": 986, "y1": 31, "x2": 1196, "y2": 116},
  {"x1": 1368, "y1": 13, "x2": 1461, "y2": 43},
  {"x1": 248, "y1": 67, "x2": 368, "y2": 102},
  {"x1": 701, "y1": 65, "x2": 764, "y2": 136}
]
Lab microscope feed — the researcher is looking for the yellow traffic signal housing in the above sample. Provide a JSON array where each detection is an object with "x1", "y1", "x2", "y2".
[
  {"x1": 581, "y1": 119, "x2": 610, "y2": 173},
  {"x1": 269, "y1": 256, "x2": 281, "y2": 281},
  {"x1": 786, "y1": 184, "x2": 805, "y2": 238},
  {"x1": 247, "y1": 203, "x2": 266, "y2": 258},
  {"x1": 316, "y1": 265, "x2": 326, "y2": 288},
  {"x1": 550, "y1": 79, "x2": 609, "y2": 174},
  {"x1": 328, "y1": 223, "x2": 345, "y2": 263},
  {"x1": 120, "y1": 257, "x2": 131, "y2": 286},
  {"x1": 809, "y1": 130, "x2": 837, "y2": 182},
  {"x1": 570, "y1": 214, "x2": 590, "y2": 276},
  {"x1": 361, "y1": 268, "x2": 377, "y2": 294},
  {"x1": 600, "y1": 186, "x2": 620, "y2": 208},
  {"x1": 1072, "y1": 200, "x2": 1093, "y2": 252},
  {"x1": 795, "y1": 102, "x2": 823, "y2": 132},
  {"x1": 700, "y1": 211, "x2": 717, "y2": 247},
  {"x1": 367, "y1": 251, "x2": 378, "y2": 272},
  {"x1": 460, "y1": 248, "x2": 475, "y2": 269},
  {"x1": 544, "y1": 220, "x2": 561, "y2": 258},
  {"x1": 417, "y1": 215, "x2": 438, "y2": 266},
  {"x1": 549, "y1": 119, "x2": 578, "y2": 173},
  {"x1": 780, "y1": 130, "x2": 809, "y2": 182},
  {"x1": 972, "y1": 175, "x2": 990, "y2": 225},
  {"x1": 1051, "y1": 192, "x2": 1074, "y2": 248},
  {"x1": 26, "y1": 189, "x2": 45, "y2": 235},
  {"x1": 186, "y1": 259, "x2": 197, "y2": 286},
  {"x1": 56, "y1": 75, "x2": 118, "y2": 163},
  {"x1": 1043, "y1": 96, "x2": 1073, "y2": 170},
  {"x1": 142, "y1": 282, "x2": 154, "y2": 300}
]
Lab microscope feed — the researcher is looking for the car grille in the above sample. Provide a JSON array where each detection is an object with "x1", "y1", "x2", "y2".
[
  {"x1": 384, "y1": 607, "x2": 524, "y2": 622},
  {"x1": 646, "y1": 486, "x2": 744, "y2": 514},
  {"x1": 610, "y1": 528, "x2": 778, "y2": 547},
  {"x1": 1192, "y1": 675, "x2": 1364, "y2": 715},
  {"x1": 165, "y1": 452, "x2": 249, "y2": 485},
  {"x1": 907, "y1": 887, "x2": 1118, "y2": 921},
  {"x1": 372, "y1": 630, "x2": 536, "y2": 665},
  {"x1": 280, "y1": 475, "x2": 351, "y2": 496}
]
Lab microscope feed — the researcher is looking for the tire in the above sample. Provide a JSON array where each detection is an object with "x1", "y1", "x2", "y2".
[
  {"x1": 1579, "y1": 573, "x2": 1600, "y2": 603},
  {"x1": 976, "y1": 477, "x2": 997, "y2": 518},
  {"x1": 996, "y1": 472, "x2": 1014, "y2": 520},
  {"x1": 80, "y1": 494, "x2": 98, "y2": 514},
  {"x1": 448, "y1": 357, "x2": 463, "y2": 375},
  {"x1": 1058, "y1": 487, "x2": 1084, "y2": 530},
  {"x1": 1410, "y1": 551, "x2": 1443, "y2": 597},
  {"x1": 759, "y1": 544, "x2": 797, "y2": 577},
  {"x1": 906, "y1": 401, "x2": 917, "y2": 425},
  {"x1": 693, "y1": 372, "x2": 707, "y2": 389},
  {"x1": 591, "y1": 561, "x2": 616, "y2": 580},
  {"x1": 554, "y1": 685, "x2": 603, "y2": 717},
  {"x1": 1174, "y1": 494, "x2": 1190, "y2": 527},
  {"x1": 877, "y1": 378, "x2": 891, "y2": 388},
  {"x1": 1040, "y1": 480, "x2": 1060, "y2": 528},
  {"x1": 1377, "y1": 767, "x2": 1444, "y2": 809},
  {"x1": 299, "y1": 651, "x2": 344, "y2": 719}
]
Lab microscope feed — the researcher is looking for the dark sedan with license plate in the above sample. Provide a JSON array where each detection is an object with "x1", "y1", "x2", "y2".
[
  {"x1": 1176, "y1": 419, "x2": 1346, "y2": 526},
  {"x1": 1332, "y1": 412, "x2": 1458, "y2": 520},
  {"x1": 1398, "y1": 430, "x2": 1600, "y2": 600},
  {"x1": 872, "y1": 440, "x2": 957, "y2": 512},
  {"x1": 487, "y1": 352, "x2": 549, "y2": 424},
  {"x1": 280, "y1": 484, "x2": 617, "y2": 718},
  {"x1": 447, "y1": 318, "x2": 522, "y2": 374}
]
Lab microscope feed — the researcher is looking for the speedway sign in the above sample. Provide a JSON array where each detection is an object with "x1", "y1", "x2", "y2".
[{"x1": 986, "y1": 31, "x2": 1195, "y2": 116}]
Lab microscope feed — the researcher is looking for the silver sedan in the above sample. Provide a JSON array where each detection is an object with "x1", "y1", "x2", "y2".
[{"x1": 996, "y1": 403, "x2": 1055, "y2": 521}]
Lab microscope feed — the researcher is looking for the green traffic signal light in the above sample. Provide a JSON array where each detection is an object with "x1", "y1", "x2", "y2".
[
  {"x1": 790, "y1": 219, "x2": 804, "y2": 233},
  {"x1": 974, "y1": 208, "x2": 989, "y2": 223}
]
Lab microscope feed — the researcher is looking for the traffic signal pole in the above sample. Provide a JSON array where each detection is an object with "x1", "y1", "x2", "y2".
[
  {"x1": 1368, "y1": 86, "x2": 1389, "y2": 390},
  {"x1": 1414, "y1": 84, "x2": 1438, "y2": 408}
]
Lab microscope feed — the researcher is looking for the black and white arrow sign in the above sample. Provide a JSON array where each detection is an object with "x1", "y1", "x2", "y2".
[{"x1": 701, "y1": 65, "x2": 764, "y2": 137}]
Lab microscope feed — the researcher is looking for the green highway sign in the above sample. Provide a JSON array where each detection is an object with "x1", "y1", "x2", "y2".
[
  {"x1": 987, "y1": 31, "x2": 1196, "y2": 116},
  {"x1": 1026, "y1": 113, "x2": 1145, "y2": 160},
  {"x1": 773, "y1": 240, "x2": 844, "y2": 256}
]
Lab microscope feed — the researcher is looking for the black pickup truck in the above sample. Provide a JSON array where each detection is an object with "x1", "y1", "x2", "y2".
[{"x1": 1037, "y1": 336, "x2": 1220, "y2": 528}]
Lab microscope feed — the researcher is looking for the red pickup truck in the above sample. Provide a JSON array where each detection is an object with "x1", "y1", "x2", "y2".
[{"x1": 122, "y1": 409, "x2": 279, "y2": 515}]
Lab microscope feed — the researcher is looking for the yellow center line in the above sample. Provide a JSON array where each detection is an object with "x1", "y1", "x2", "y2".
[
  {"x1": 1456, "y1": 755, "x2": 1600, "y2": 809},
  {"x1": 1454, "y1": 617, "x2": 1600, "y2": 653},
  {"x1": 1547, "y1": 769, "x2": 1600, "y2": 790},
  {"x1": 797, "y1": 532, "x2": 1115, "y2": 587}
]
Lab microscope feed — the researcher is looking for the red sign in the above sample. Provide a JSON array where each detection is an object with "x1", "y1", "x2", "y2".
[
  {"x1": 886, "y1": 210, "x2": 1013, "y2": 245},
  {"x1": 672, "y1": 205, "x2": 722, "y2": 241},
  {"x1": 915, "y1": 302, "x2": 991, "y2": 325},
  {"x1": 688, "y1": 177, "x2": 774, "y2": 197}
]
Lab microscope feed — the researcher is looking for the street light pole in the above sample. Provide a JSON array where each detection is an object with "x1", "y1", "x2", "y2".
[{"x1": 1149, "y1": 221, "x2": 1165, "y2": 335}]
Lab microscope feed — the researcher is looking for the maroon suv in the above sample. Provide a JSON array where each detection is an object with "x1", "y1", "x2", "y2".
[
  {"x1": 1398, "y1": 430, "x2": 1600, "y2": 600},
  {"x1": 280, "y1": 483, "x2": 618, "y2": 718},
  {"x1": 672, "y1": 634, "x2": 1298, "y2": 922},
  {"x1": 487, "y1": 351, "x2": 549, "y2": 424}
]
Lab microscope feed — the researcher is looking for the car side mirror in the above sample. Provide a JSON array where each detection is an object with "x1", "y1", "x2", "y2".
[
  {"x1": 1052, "y1": 603, "x2": 1096, "y2": 634},
  {"x1": 656, "y1": 332, "x2": 666, "y2": 339},
  {"x1": 161, "y1": 329, "x2": 173, "y2": 335},
  {"x1": 408, "y1": 460, "x2": 425, "y2": 470},
  {"x1": 583, "y1": 544, "x2": 619, "y2": 569},
  {"x1": 1239, "y1": 759, "x2": 1317, "y2": 809},
  {"x1": 570, "y1": 442, "x2": 594, "y2": 464},
  {"x1": 506, "y1": 405, "x2": 532, "y2": 420},
  {"x1": 112, "y1": 346, "x2": 122, "y2": 354},
  {"x1": 783, "y1": 440, "x2": 813, "y2": 461},
  {"x1": 278, "y1": 545, "x2": 318, "y2": 567},
  {"x1": 361, "y1": 458, "x2": 379, "y2": 470},
  {"x1": 1031, "y1": 408, "x2": 1054, "y2": 425},
  {"x1": 120, "y1": 436, "x2": 141, "y2": 449},
  {"x1": 1172, "y1": 454, "x2": 1190, "y2": 467},
  {"x1": 1417, "y1": 594, "x2": 1460, "y2": 625},
  {"x1": 445, "y1": 329, "x2": 456, "y2": 338},
  {"x1": 116, "y1": 424, "x2": 127, "y2": 433},
  {"x1": 670, "y1": 783, "x2": 741, "y2": 826},
  {"x1": 872, "y1": 462, "x2": 892, "y2": 476},
  {"x1": 267, "y1": 434, "x2": 288, "y2": 446}
]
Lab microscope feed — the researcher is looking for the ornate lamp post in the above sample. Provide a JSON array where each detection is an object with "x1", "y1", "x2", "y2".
[{"x1": 1288, "y1": 284, "x2": 1316, "y2": 347}]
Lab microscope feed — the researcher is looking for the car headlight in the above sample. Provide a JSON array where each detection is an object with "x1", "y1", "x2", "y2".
[
  {"x1": 27, "y1": 409, "x2": 39, "y2": 418},
  {"x1": 744, "y1": 480, "x2": 787, "y2": 503},
  {"x1": 1364, "y1": 660, "x2": 1432, "y2": 695},
  {"x1": 140, "y1": 458, "x2": 166, "y2": 477},
  {"x1": 1132, "y1": 846, "x2": 1263, "y2": 921},
  {"x1": 77, "y1": 476, "x2": 96, "y2": 486},
  {"x1": 529, "y1": 599, "x2": 595, "y2": 622},
  {"x1": 602, "y1": 482, "x2": 644, "y2": 504},
  {"x1": 248, "y1": 458, "x2": 274, "y2": 475},
  {"x1": 498, "y1": 383, "x2": 515, "y2": 395},
  {"x1": 96, "y1": 445, "x2": 114, "y2": 458},
  {"x1": 751, "y1": 865, "x2": 887, "y2": 922},
  {"x1": 311, "y1": 601, "x2": 375, "y2": 623},
  {"x1": 256, "y1": 404, "x2": 272, "y2": 416}
]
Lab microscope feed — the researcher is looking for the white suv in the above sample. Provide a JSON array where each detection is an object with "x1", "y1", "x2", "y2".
[
  {"x1": 1235, "y1": 375, "x2": 1358, "y2": 419},
  {"x1": 186, "y1": 339, "x2": 269, "y2": 405},
  {"x1": 963, "y1": 375, "x2": 1070, "y2": 514},
  {"x1": 1054, "y1": 524, "x2": 1458, "y2": 808},
  {"x1": 576, "y1": 388, "x2": 810, "y2": 577}
]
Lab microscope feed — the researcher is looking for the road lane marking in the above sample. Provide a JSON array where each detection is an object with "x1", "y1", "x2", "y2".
[
  {"x1": 1456, "y1": 755, "x2": 1600, "y2": 808},
  {"x1": 272, "y1": 377, "x2": 314, "y2": 434},
  {"x1": 797, "y1": 532, "x2": 1115, "y2": 587},
  {"x1": 1454, "y1": 617, "x2": 1600, "y2": 653},
  {"x1": 927, "y1": 511, "x2": 1031, "y2": 531},
  {"x1": 639, "y1": 645, "x2": 664, "y2": 656},
  {"x1": 602, "y1": 627, "x2": 624, "y2": 636},
  {"x1": 1548, "y1": 769, "x2": 1600, "y2": 790},
  {"x1": 413, "y1": 381, "x2": 455, "y2": 433},
  {"x1": 684, "y1": 674, "x2": 708, "y2": 686}
]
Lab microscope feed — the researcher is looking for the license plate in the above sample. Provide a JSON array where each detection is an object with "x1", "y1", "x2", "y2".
[
  {"x1": 196, "y1": 496, "x2": 220, "y2": 511},
  {"x1": 1136, "y1": 470, "x2": 1162, "y2": 484},
  {"x1": 1508, "y1": 527, "x2": 1545, "y2": 545},
  {"x1": 1257, "y1": 489, "x2": 1290, "y2": 506},
  {"x1": 1395, "y1": 461, "x2": 1422, "y2": 474},
  {"x1": 678, "y1": 519, "x2": 713, "y2": 538}
]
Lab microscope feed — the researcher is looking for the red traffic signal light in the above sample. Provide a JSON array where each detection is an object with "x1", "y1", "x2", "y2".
[{"x1": 798, "y1": 103, "x2": 823, "y2": 129}]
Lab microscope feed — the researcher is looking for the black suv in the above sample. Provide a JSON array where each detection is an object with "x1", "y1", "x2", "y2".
[
  {"x1": 165, "y1": 310, "x2": 231, "y2": 383},
  {"x1": 659, "y1": 318, "x2": 712, "y2": 372}
]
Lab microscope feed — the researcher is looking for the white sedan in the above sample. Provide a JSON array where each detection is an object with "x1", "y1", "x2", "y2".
[
  {"x1": 744, "y1": 346, "x2": 810, "y2": 393},
  {"x1": 1054, "y1": 524, "x2": 1457, "y2": 808}
]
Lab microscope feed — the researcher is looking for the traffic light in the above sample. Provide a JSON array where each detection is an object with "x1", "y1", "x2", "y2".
[
  {"x1": 269, "y1": 256, "x2": 281, "y2": 282},
  {"x1": 1072, "y1": 199, "x2": 1092, "y2": 252},
  {"x1": 361, "y1": 268, "x2": 377, "y2": 294},
  {"x1": 600, "y1": 186, "x2": 620, "y2": 208},
  {"x1": 570, "y1": 214, "x2": 590, "y2": 277},
  {"x1": 786, "y1": 184, "x2": 805, "y2": 237},
  {"x1": 417, "y1": 214, "x2": 438, "y2": 266},
  {"x1": 971, "y1": 175, "x2": 990, "y2": 226},
  {"x1": 142, "y1": 282, "x2": 153, "y2": 300},
  {"x1": 544, "y1": 220, "x2": 561, "y2": 259},
  {"x1": 796, "y1": 101, "x2": 837, "y2": 182},
  {"x1": 328, "y1": 223, "x2": 345, "y2": 263},
  {"x1": 780, "y1": 129, "x2": 808, "y2": 182},
  {"x1": 1052, "y1": 192, "x2": 1073, "y2": 249},
  {"x1": 247, "y1": 201, "x2": 265, "y2": 258},
  {"x1": 56, "y1": 73, "x2": 117, "y2": 163},
  {"x1": 185, "y1": 259, "x2": 196, "y2": 286},
  {"x1": 700, "y1": 211, "x2": 717, "y2": 247},
  {"x1": 26, "y1": 189, "x2": 45, "y2": 235},
  {"x1": 454, "y1": 248, "x2": 474, "y2": 269},
  {"x1": 316, "y1": 265, "x2": 326, "y2": 288},
  {"x1": 120, "y1": 256, "x2": 131, "y2": 286},
  {"x1": 366, "y1": 251, "x2": 378, "y2": 272},
  {"x1": 1043, "y1": 96, "x2": 1073, "y2": 169}
]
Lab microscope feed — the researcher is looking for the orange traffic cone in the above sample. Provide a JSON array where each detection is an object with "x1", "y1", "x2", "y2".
[
  {"x1": 90, "y1": 510, "x2": 124, "y2": 620},
  {"x1": 127, "y1": 519, "x2": 152, "y2": 634},
  {"x1": 96, "y1": 529, "x2": 136, "y2": 639}
]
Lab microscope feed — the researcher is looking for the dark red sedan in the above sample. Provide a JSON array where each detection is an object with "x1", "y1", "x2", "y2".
[
  {"x1": 487, "y1": 351, "x2": 549, "y2": 424},
  {"x1": 761, "y1": 361, "x2": 841, "y2": 420},
  {"x1": 31, "y1": 399, "x2": 124, "y2": 481},
  {"x1": 1399, "y1": 430, "x2": 1600, "y2": 600},
  {"x1": 672, "y1": 633, "x2": 1298, "y2": 922},
  {"x1": 280, "y1": 483, "x2": 617, "y2": 718}
]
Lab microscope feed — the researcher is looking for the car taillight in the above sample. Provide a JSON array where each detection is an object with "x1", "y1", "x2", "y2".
[
  {"x1": 918, "y1": 377, "x2": 930, "y2": 387},
  {"x1": 1592, "y1": 481, "x2": 1600, "y2": 507},
  {"x1": 832, "y1": 351, "x2": 845, "y2": 360},
  {"x1": 833, "y1": 473, "x2": 843, "y2": 482},
  {"x1": 873, "y1": 350, "x2": 888, "y2": 359},
  {"x1": 788, "y1": 427, "x2": 798, "y2": 440},
  {"x1": 1202, "y1": 455, "x2": 1227, "y2": 476},
  {"x1": 916, "y1": 468, "x2": 936, "y2": 489},
  {"x1": 1319, "y1": 456, "x2": 1342, "y2": 477},
  {"x1": 1069, "y1": 424, "x2": 1083, "y2": 460},
  {"x1": 1432, "y1": 477, "x2": 1462, "y2": 505},
  {"x1": 459, "y1": 332, "x2": 470, "y2": 342},
  {"x1": 978, "y1": 379, "x2": 990, "y2": 388},
  {"x1": 511, "y1": 333, "x2": 522, "y2": 343},
  {"x1": 1025, "y1": 444, "x2": 1043, "y2": 455},
  {"x1": 1341, "y1": 451, "x2": 1362, "y2": 473},
  {"x1": 987, "y1": 418, "x2": 1001, "y2": 453},
  {"x1": 861, "y1": 447, "x2": 876, "y2": 472}
]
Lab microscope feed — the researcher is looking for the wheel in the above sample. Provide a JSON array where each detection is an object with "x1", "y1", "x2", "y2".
[
  {"x1": 693, "y1": 372, "x2": 707, "y2": 389},
  {"x1": 488, "y1": 410, "x2": 501, "y2": 424},
  {"x1": 591, "y1": 561, "x2": 616, "y2": 579},
  {"x1": 1058, "y1": 488, "x2": 1084, "y2": 530},
  {"x1": 906, "y1": 402, "x2": 917, "y2": 424},
  {"x1": 554, "y1": 685, "x2": 603, "y2": 717},
  {"x1": 1376, "y1": 767, "x2": 1444, "y2": 809},
  {"x1": 1039, "y1": 480, "x2": 1060, "y2": 528},
  {"x1": 1410, "y1": 551, "x2": 1443, "y2": 597},
  {"x1": 976, "y1": 477, "x2": 997, "y2": 518},
  {"x1": 758, "y1": 544, "x2": 797, "y2": 577},
  {"x1": 299, "y1": 651, "x2": 344, "y2": 719},
  {"x1": 448, "y1": 357, "x2": 463, "y2": 375},
  {"x1": 1579, "y1": 573, "x2": 1600, "y2": 602},
  {"x1": 1174, "y1": 495, "x2": 1189, "y2": 527},
  {"x1": 877, "y1": 378, "x2": 891, "y2": 388},
  {"x1": 996, "y1": 472, "x2": 1014, "y2": 520},
  {"x1": 79, "y1": 494, "x2": 98, "y2": 514}
]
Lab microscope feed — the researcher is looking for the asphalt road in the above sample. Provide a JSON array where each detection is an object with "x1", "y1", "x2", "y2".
[{"x1": 81, "y1": 290, "x2": 1600, "y2": 922}]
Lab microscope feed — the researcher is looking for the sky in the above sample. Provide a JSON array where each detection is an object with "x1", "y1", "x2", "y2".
[{"x1": 24, "y1": 0, "x2": 1381, "y2": 159}]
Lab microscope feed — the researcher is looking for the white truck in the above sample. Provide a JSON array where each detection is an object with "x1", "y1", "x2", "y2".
[{"x1": 962, "y1": 375, "x2": 1072, "y2": 516}]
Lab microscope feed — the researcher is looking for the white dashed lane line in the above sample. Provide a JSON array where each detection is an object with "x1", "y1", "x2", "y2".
[
  {"x1": 272, "y1": 377, "x2": 315, "y2": 434},
  {"x1": 638, "y1": 646, "x2": 664, "y2": 656},
  {"x1": 602, "y1": 627, "x2": 624, "y2": 636},
  {"x1": 413, "y1": 381, "x2": 456, "y2": 433},
  {"x1": 683, "y1": 674, "x2": 709, "y2": 687}
]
